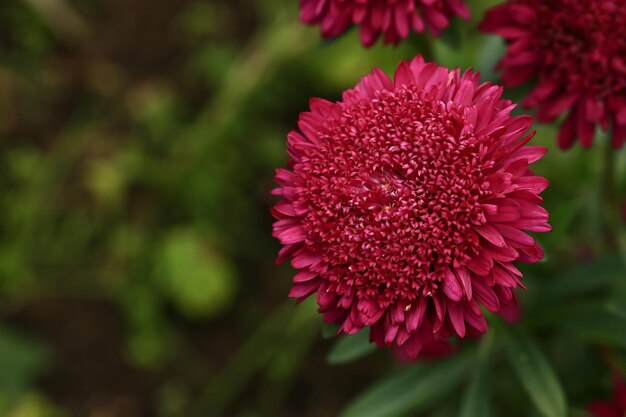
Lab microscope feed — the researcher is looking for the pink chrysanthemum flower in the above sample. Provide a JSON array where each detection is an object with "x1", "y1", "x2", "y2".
[
  {"x1": 300, "y1": 0, "x2": 470, "y2": 47},
  {"x1": 588, "y1": 376, "x2": 626, "y2": 417},
  {"x1": 479, "y1": 0, "x2": 626, "y2": 149},
  {"x1": 272, "y1": 55, "x2": 550, "y2": 360}
]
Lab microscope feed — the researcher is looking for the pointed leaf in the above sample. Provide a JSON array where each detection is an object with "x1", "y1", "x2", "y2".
[
  {"x1": 529, "y1": 301, "x2": 626, "y2": 326},
  {"x1": 544, "y1": 256, "x2": 624, "y2": 298},
  {"x1": 498, "y1": 324, "x2": 567, "y2": 417},
  {"x1": 327, "y1": 331, "x2": 377, "y2": 365},
  {"x1": 459, "y1": 333, "x2": 495, "y2": 417},
  {"x1": 340, "y1": 352, "x2": 472, "y2": 417}
]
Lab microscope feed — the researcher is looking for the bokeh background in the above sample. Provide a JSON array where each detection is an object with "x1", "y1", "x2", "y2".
[{"x1": 1, "y1": 0, "x2": 626, "y2": 416}]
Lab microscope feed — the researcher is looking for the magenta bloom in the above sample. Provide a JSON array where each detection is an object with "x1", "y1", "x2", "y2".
[
  {"x1": 588, "y1": 376, "x2": 626, "y2": 417},
  {"x1": 480, "y1": 1, "x2": 626, "y2": 149},
  {"x1": 300, "y1": 0, "x2": 470, "y2": 47},
  {"x1": 272, "y1": 55, "x2": 550, "y2": 360}
]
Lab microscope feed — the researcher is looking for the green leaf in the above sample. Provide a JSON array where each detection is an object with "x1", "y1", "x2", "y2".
[
  {"x1": 327, "y1": 330, "x2": 377, "y2": 365},
  {"x1": 568, "y1": 321, "x2": 626, "y2": 348},
  {"x1": 459, "y1": 333, "x2": 495, "y2": 417},
  {"x1": 527, "y1": 301, "x2": 626, "y2": 348},
  {"x1": 498, "y1": 325, "x2": 567, "y2": 417},
  {"x1": 544, "y1": 256, "x2": 624, "y2": 298},
  {"x1": 564, "y1": 304, "x2": 626, "y2": 348},
  {"x1": 528, "y1": 301, "x2": 626, "y2": 328},
  {"x1": 340, "y1": 352, "x2": 472, "y2": 417}
]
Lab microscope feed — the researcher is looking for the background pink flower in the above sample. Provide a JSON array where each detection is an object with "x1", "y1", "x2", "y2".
[
  {"x1": 588, "y1": 376, "x2": 626, "y2": 417},
  {"x1": 272, "y1": 55, "x2": 550, "y2": 360},
  {"x1": 300, "y1": 0, "x2": 470, "y2": 47},
  {"x1": 480, "y1": 0, "x2": 626, "y2": 149}
]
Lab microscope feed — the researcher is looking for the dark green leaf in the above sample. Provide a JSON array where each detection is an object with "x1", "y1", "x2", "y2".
[
  {"x1": 499, "y1": 325, "x2": 567, "y2": 417},
  {"x1": 459, "y1": 333, "x2": 495, "y2": 417},
  {"x1": 527, "y1": 301, "x2": 626, "y2": 348},
  {"x1": 564, "y1": 315, "x2": 626, "y2": 348},
  {"x1": 340, "y1": 352, "x2": 472, "y2": 417},
  {"x1": 327, "y1": 330, "x2": 377, "y2": 365},
  {"x1": 530, "y1": 300, "x2": 626, "y2": 325},
  {"x1": 544, "y1": 256, "x2": 624, "y2": 298}
]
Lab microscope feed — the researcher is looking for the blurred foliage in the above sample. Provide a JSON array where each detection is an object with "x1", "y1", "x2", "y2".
[
  {"x1": 0, "y1": 326, "x2": 50, "y2": 413},
  {"x1": 0, "y1": 0, "x2": 624, "y2": 416}
]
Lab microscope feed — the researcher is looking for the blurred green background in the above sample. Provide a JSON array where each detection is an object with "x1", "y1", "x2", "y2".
[{"x1": 1, "y1": 0, "x2": 625, "y2": 416}]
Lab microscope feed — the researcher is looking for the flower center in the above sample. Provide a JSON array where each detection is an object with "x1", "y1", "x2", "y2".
[
  {"x1": 533, "y1": 0, "x2": 626, "y2": 98},
  {"x1": 292, "y1": 86, "x2": 490, "y2": 306}
]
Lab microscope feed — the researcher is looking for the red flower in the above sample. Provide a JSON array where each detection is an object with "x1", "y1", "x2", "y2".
[
  {"x1": 588, "y1": 376, "x2": 626, "y2": 417},
  {"x1": 479, "y1": 0, "x2": 626, "y2": 149},
  {"x1": 300, "y1": 0, "x2": 470, "y2": 47},
  {"x1": 272, "y1": 55, "x2": 550, "y2": 360}
]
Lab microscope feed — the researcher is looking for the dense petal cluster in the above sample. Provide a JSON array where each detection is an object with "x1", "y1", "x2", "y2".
[
  {"x1": 272, "y1": 55, "x2": 550, "y2": 359},
  {"x1": 480, "y1": 0, "x2": 626, "y2": 149},
  {"x1": 588, "y1": 376, "x2": 626, "y2": 417},
  {"x1": 300, "y1": 0, "x2": 470, "y2": 47}
]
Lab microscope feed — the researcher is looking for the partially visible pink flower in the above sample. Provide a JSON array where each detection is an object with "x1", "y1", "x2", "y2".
[
  {"x1": 588, "y1": 376, "x2": 626, "y2": 417},
  {"x1": 479, "y1": 0, "x2": 626, "y2": 149},
  {"x1": 300, "y1": 0, "x2": 470, "y2": 47},
  {"x1": 272, "y1": 55, "x2": 550, "y2": 360}
]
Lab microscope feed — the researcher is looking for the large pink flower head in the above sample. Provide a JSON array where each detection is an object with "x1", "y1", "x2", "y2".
[
  {"x1": 272, "y1": 55, "x2": 550, "y2": 360},
  {"x1": 479, "y1": 0, "x2": 626, "y2": 149},
  {"x1": 300, "y1": 0, "x2": 470, "y2": 47}
]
